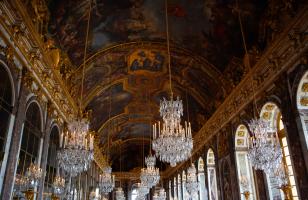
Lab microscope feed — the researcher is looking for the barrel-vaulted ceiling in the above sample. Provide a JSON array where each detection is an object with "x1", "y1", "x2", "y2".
[{"x1": 47, "y1": 0, "x2": 268, "y2": 171}]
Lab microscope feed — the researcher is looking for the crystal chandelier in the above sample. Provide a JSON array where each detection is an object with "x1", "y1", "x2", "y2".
[
  {"x1": 53, "y1": 175, "x2": 65, "y2": 195},
  {"x1": 115, "y1": 187, "x2": 126, "y2": 200},
  {"x1": 26, "y1": 162, "x2": 43, "y2": 187},
  {"x1": 152, "y1": 98, "x2": 193, "y2": 167},
  {"x1": 99, "y1": 166, "x2": 115, "y2": 194},
  {"x1": 186, "y1": 163, "x2": 199, "y2": 198},
  {"x1": 57, "y1": 117, "x2": 94, "y2": 177},
  {"x1": 152, "y1": 0, "x2": 193, "y2": 167},
  {"x1": 137, "y1": 182, "x2": 150, "y2": 199},
  {"x1": 14, "y1": 174, "x2": 28, "y2": 195},
  {"x1": 153, "y1": 188, "x2": 167, "y2": 200},
  {"x1": 247, "y1": 118, "x2": 282, "y2": 174},
  {"x1": 140, "y1": 155, "x2": 160, "y2": 188}
]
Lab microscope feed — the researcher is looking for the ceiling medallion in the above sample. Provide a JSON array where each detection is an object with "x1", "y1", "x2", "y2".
[{"x1": 152, "y1": 0, "x2": 193, "y2": 167}]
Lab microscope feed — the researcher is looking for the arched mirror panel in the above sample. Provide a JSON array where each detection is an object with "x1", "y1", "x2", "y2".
[
  {"x1": 16, "y1": 102, "x2": 42, "y2": 177},
  {"x1": 207, "y1": 148, "x2": 218, "y2": 200},
  {"x1": 0, "y1": 64, "x2": 13, "y2": 167},
  {"x1": 198, "y1": 157, "x2": 207, "y2": 200}
]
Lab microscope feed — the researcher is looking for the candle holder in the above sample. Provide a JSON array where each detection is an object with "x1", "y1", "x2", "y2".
[
  {"x1": 23, "y1": 189, "x2": 36, "y2": 200},
  {"x1": 280, "y1": 184, "x2": 291, "y2": 200},
  {"x1": 242, "y1": 191, "x2": 250, "y2": 200},
  {"x1": 51, "y1": 194, "x2": 60, "y2": 200}
]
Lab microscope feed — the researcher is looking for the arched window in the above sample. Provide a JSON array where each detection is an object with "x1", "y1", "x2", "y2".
[
  {"x1": 173, "y1": 176, "x2": 177, "y2": 199},
  {"x1": 207, "y1": 148, "x2": 218, "y2": 200},
  {"x1": 235, "y1": 125, "x2": 256, "y2": 200},
  {"x1": 296, "y1": 71, "x2": 308, "y2": 148},
  {"x1": 177, "y1": 173, "x2": 182, "y2": 200},
  {"x1": 198, "y1": 157, "x2": 207, "y2": 200},
  {"x1": 44, "y1": 126, "x2": 59, "y2": 193},
  {"x1": 260, "y1": 102, "x2": 299, "y2": 200},
  {"x1": 0, "y1": 65, "x2": 13, "y2": 168},
  {"x1": 182, "y1": 171, "x2": 188, "y2": 200},
  {"x1": 16, "y1": 102, "x2": 42, "y2": 177}
]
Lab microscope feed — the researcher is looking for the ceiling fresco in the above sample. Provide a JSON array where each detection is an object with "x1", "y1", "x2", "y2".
[
  {"x1": 47, "y1": 0, "x2": 267, "y2": 71},
  {"x1": 45, "y1": 0, "x2": 273, "y2": 170},
  {"x1": 80, "y1": 43, "x2": 221, "y2": 170}
]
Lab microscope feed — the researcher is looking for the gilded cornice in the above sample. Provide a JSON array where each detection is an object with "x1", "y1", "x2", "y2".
[
  {"x1": 0, "y1": 0, "x2": 78, "y2": 122},
  {"x1": 164, "y1": 5, "x2": 308, "y2": 177}
]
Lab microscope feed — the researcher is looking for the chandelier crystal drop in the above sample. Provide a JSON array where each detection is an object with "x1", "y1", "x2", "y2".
[
  {"x1": 153, "y1": 188, "x2": 167, "y2": 200},
  {"x1": 99, "y1": 166, "x2": 115, "y2": 194},
  {"x1": 247, "y1": 118, "x2": 283, "y2": 174},
  {"x1": 115, "y1": 187, "x2": 126, "y2": 200},
  {"x1": 57, "y1": 117, "x2": 94, "y2": 177},
  {"x1": 140, "y1": 155, "x2": 160, "y2": 188},
  {"x1": 152, "y1": 96, "x2": 193, "y2": 167},
  {"x1": 53, "y1": 175, "x2": 65, "y2": 195},
  {"x1": 186, "y1": 163, "x2": 199, "y2": 198}
]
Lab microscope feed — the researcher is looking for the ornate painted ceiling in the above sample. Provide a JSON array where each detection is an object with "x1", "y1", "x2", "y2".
[{"x1": 46, "y1": 0, "x2": 271, "y2": 171}]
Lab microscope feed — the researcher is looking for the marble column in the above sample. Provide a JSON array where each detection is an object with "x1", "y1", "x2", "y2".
[
  {"x1": 37, "y1": 107, "x2": 53, "y2": 200},
  {"x1": 1, "y1": 80, "x2": 29, "y2": 200}
]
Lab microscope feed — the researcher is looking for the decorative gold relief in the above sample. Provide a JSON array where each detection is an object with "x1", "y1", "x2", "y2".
[
  {"x1": 237, "y1": 139, "x2": 244, "y2": 146},
  {"x1": 44, "y1": 38, "x2": 60, "y2": 70},
  {"x1": 262, "y1": 112, "x2": 271, "y2": 120},
  {"x1": 239, "y1": 125, "x2": 246, "y2": 130},
  {"x1": 237, "y1": 131, "x2": 245, "y2": 137},
  {"x1": 23, "y1": 70, "x2": 34, "y2": 89},
  {"x1": 302, "y1": 83, "x2": 308, "y2": 92},
  {"x1": 265, "y1": 104, "x2": 275, "y2": 111},
  {"x1": 300, "y1": 97, "x2": 308, "y2": 106}
]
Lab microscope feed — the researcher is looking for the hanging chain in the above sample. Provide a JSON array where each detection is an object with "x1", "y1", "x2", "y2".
[
  {"x1": 236, "y1": 0, "x2": 259, "y2": 117},
  {"x1": 80, "y1": 0, "x2": 92, "y2": 113},
  {"x1": 165, "y1": 0, "x2": 173, "y2": 98}
]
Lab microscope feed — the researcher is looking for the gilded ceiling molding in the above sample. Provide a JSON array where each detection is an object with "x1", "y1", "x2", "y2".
[
  {"x1": 164, "y1": 5, "x2": 308, "y2": 177},
  {"x1": 0, "y1": 1, "x2": 78, "y2": 122}
]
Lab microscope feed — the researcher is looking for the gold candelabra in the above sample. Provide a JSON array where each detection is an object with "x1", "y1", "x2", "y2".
[
  {"x1": 280, "y1": 184, "x2": 292, "y2": 200},
  {"x1": 242, "y1": 191, "x2": 250, "y2": 200}
]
